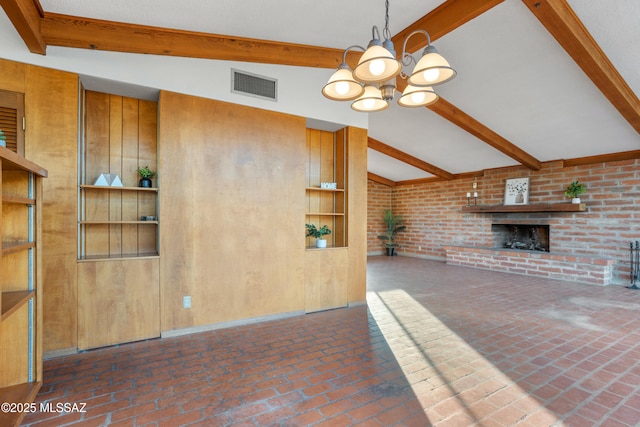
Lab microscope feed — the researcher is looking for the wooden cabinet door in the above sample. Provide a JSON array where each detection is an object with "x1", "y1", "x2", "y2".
[
  {"x1": 78, "y1": 258, "x2": 160, "y2": 350},
  {"x1": 304, "y1": 248, "x2": 348, "y2": 313}
]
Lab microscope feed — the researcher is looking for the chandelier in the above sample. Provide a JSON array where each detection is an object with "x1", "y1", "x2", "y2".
[{"x1": 321, "y1": 0, "x2": 456, "y2": 112}]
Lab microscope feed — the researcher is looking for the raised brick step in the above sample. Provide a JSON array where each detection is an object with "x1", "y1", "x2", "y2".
[{"x1": 444, "y1": 245, "x2": 615, "y2": 286}]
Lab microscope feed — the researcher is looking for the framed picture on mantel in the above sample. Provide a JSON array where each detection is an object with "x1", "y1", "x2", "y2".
[{"x1": 504, "y1": 177, "x2": 529, "y2": 205}]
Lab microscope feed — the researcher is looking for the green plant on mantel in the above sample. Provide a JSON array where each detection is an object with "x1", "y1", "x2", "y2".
[{"x1": 564, "y1": 180, "x2": 586, "y2": 199}]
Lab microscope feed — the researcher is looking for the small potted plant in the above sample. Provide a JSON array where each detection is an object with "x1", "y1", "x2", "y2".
[
  {"x1": 377, "y1": 209, "x2": 407, "y2": 256},
  {"x1": 305, "y1": 224, "x2": 332, "y2": 248},
  {"x1": 0, "y1": 129, "x2": 6, "y2": 147},
  {"x1": 564, "y1": 180, "x2": 586, "y2": 204},
  {"x1": 136, "y1": 166, "x2": 156, "y2": 188}
]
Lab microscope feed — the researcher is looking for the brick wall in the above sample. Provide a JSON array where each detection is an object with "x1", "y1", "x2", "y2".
[
  {"x1": 367, "y1": 179, "x2": 392, "y2": 254},
  {"x1": 368, "y1": 158, "x2": 640, "y2": 284}
]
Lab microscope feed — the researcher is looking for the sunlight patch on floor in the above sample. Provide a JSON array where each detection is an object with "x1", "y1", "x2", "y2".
[{"x1": 368, "y1": 289, "x2": 564, "y2": 426}]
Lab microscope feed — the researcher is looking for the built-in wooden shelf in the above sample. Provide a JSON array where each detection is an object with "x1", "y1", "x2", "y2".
[
  {"x1": 80, "y1": 184, "x2": 158, "y2": 192},
  {"x1": 2, "y1": 195, "x2": 35, "y2": 205},
  {"x1": 305, "y1": 212, "x2": 345, "y2": 216},
  {"x1": 305, "y1": 187, "x2": 345, "y2": 192},
  {"x1": 1, "y1": 291, "x2": 34, "y2": 321},
  {"x1": 306, "y1": 246, "x2": 348, "y2": 251},
  {"x1": 79, "y1": 220, "x2": 159, "y2": 225},
  {"x1": 0, "y1": 382, "x2": 42, "y2": 427},
  {"x1": 462, "y1": 203, "x2": 586, "y2": 213},
  {"x1": 2, "y1": 241, "x2": 35, "y2": 256},
  {"x1": 78, "y1": 252, "x2": 160, "y2": 262},
  {"x1": 0, "y1": 146, "x2": 48, "y2": 177}
]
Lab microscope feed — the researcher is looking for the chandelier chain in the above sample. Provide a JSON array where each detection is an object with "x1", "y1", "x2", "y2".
[{"x1": 383, "y1": 0, "x2": 391, "y2": 40}]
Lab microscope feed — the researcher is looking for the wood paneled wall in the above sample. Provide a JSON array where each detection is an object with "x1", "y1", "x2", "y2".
[
  {"x1": 23, "y1": 64, "x2": 79, "y2": 352},
  {"x1": 0, "y1": 57, "x2": 368, "y2": 350},
  {"x1": 345, "y1": 127, "x2": 367, "y2": 304},
  {"x1": 158, "y1": 91, "x2": 307, "y2": 331}
]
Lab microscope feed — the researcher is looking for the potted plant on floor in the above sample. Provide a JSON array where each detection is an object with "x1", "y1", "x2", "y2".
[
  {"x1": 377, "y1": 209, "x2": 406, "y2": 256},
  {"x1": 306, "y1": 224, "x2": 332, "y2": 248},
  {"x1": 136, "y1": 166, "x2": 156, "y2": 188},
  {"x1": 564, "y1": 180, "x2": 586, "y2": 204}
]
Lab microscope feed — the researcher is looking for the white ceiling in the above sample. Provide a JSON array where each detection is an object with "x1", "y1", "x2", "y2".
[{"x1": 21, "y1": 1, "x2": 640, "y2": 181}]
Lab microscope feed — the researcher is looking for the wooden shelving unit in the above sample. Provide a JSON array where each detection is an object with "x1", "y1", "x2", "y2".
[
  {"x1": 0, "y1": 146, "x2": 47, "y2": 427},
  {"x1": 76, "y1": 90, "x2": 160, "y2": 351},
  {"x1": 78, "y1": 185, "x2": 159, "y2": 260},
  {"x1": 305, "y1": 131, "x2": 346, "y2": 249},
  {"x1": 462, "y1": 203, "x2": 586, "y2": 213}
]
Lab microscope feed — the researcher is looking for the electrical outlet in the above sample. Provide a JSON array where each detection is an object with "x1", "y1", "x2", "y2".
[
  {"x1": 473, "y1": 182, "x2": 477, "y2": 189},
  {"x1": 419, "y1": 246, "x2": 422, "y2": 251},
  {"x1": 183, "y1": 296, "x2": 192, "y2": 309}
]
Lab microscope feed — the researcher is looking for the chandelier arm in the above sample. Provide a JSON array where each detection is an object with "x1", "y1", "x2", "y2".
[
  {"x1": 371, "y1": 25, "x2": 381, "y2": 41},
  {"x1": 400, "y1": 29, "x2": 432, "y2": 66},
  {"x1": 341, "y1": 45, "x2": 366, "y2": 64},
  {"x1": 401, "y1": 54, "x2": 415, "y2": 68}
]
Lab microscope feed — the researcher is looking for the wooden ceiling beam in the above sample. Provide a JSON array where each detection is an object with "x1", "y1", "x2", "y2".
[
  {"x1": 40, "y1": 12, "x2": 351, "y2": 68},
  {"x1": 367, "y1": 172, "x2": 396, "y2": 187},
  {"x1": 0, "y1": 0, "x2": 46, "y2": 54},
  {"x1": 392, "y1": 0, "x2": 504, "y2": 53},
  {"x1": 428, "y1": 98, "x2": 542, "y2": 171},
  {"x1": 389, "y1": 1, "x2": 541, "y2": 172},
  {"x1": 563, "y1": 150, "x2": 640, "y2": 167},
  {"x1": 368, "y1": 137, "x2": 455, "y2": 180},
  {"x1": 34, "y1": 0, "x2": 506, "y2": 68},
  {"x1": 522, "y1": 0, "x2": 640, "y2": 134}
]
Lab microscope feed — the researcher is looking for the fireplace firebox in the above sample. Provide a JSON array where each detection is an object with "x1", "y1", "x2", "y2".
[{"x1": 491, "y1": 224, "x2": 550, "y2": 252}]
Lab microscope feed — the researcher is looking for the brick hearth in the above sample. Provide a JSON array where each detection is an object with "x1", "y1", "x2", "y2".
[{"x1": 445, "y1": 245, "x2": 615, "y2": 286}]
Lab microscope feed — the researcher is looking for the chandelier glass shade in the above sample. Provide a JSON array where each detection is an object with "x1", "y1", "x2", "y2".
[
  {"x1": 322, "y1": 63, "x2": 365, "y2": 101},
  {"x1": 321, "y1": 1, "x2": 456, "y2": 112},
  {"x1": 351, "y1": 85, "x2": 389, "y2": 112},
  {"x1": 397, "y1": 85, "x2": 439, "y2": 108},
  {"x1": 352, "y1": 32, "x2": 402, "y2": 83},
  {"x1": 407, "y1": 45, "x2": 457, "y2": 86}
]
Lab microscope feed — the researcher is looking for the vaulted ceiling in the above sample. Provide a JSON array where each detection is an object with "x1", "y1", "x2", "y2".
[{"x1": 1, "y1": 0, "x2": 639, "y2": 186}]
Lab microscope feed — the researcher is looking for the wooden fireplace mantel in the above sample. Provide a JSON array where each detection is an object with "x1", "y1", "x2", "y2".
[{"x1": 462, "y1": 203, "x2": 586, "y2": 213}]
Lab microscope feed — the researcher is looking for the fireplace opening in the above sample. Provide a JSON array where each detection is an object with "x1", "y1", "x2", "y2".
[{"x1": 492, "y1": 224, "x2": 550, "y2": 252}]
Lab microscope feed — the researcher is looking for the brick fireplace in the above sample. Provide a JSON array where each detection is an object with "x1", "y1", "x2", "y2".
[
  {"x1": 492, "y1": 224, "x2": 550, "y2": 251},
  {"x1": 444, "y1": 220, "x2": 617, "y2": 285}
]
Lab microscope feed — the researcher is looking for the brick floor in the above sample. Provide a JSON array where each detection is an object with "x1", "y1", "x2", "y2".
[{"x1": 22, "y1": 256, "x2": 640, "y2": 426}]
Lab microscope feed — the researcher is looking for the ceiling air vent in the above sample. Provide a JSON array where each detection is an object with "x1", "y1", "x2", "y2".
[{"x1": 231, "y1": 69, "x2": 278, "y2": 102}]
